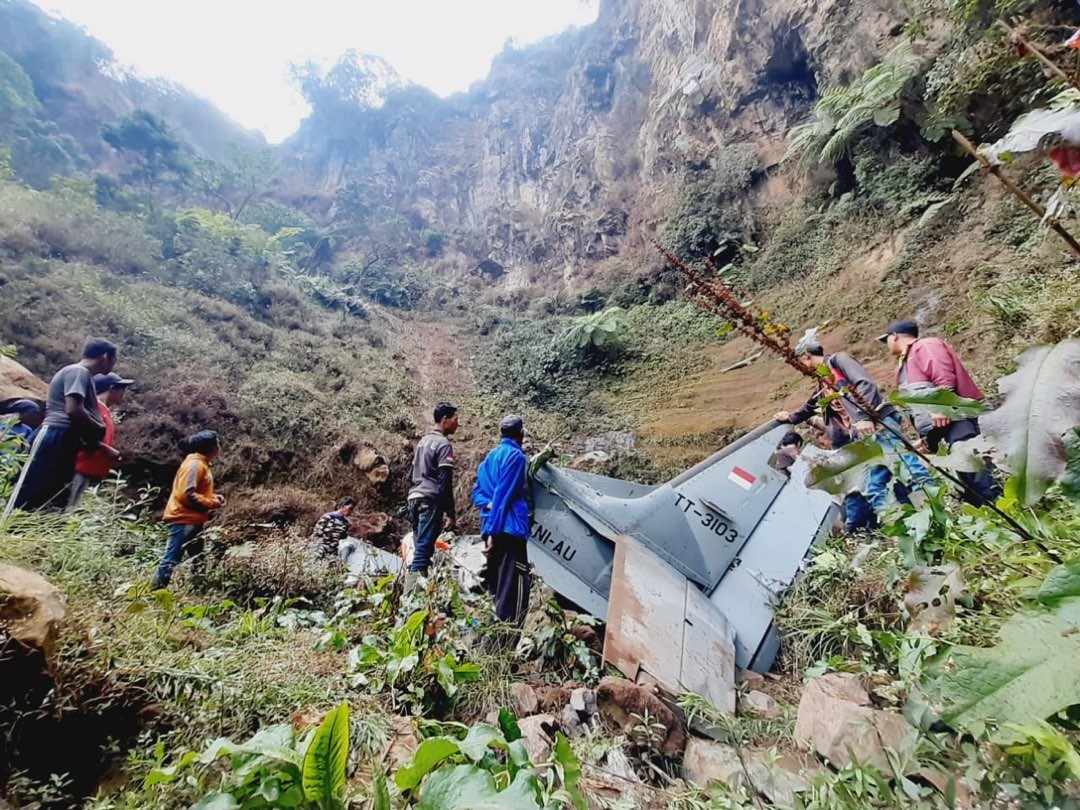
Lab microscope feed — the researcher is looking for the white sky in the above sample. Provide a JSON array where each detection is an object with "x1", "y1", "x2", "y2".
[{"x1": 29, "y1": 0, "x2": 599, "y2": 143}]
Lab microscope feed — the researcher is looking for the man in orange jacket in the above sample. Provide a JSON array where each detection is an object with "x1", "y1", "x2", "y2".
[
  {"x1": 67, "y1": 372, "x2": 132, "y2": 509},
  {"x1": 152, "y1": 431, "x2": 225, "y2": 589}
]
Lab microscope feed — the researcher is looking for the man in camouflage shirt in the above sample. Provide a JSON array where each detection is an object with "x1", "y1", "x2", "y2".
[{"x1": 309, "y1": 496, "x2": 357, "y2": 559}]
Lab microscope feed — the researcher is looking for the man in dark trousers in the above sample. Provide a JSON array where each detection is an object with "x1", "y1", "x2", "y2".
[
  {"x1": 880, "y1": 319, "x2": 1002, "y2": 506},
  {"x1": 775, "y1": 341, "x2": 932, "y2": 529},
  {"x1": 7, "y1": 338, "x2": 116, "y2": 513},
  {"x1": 472, "y1": 415, "x2": 531, "y2": 625},
  {"x1": 404, "y1": 401, "x2": 459, "y2": 591}
]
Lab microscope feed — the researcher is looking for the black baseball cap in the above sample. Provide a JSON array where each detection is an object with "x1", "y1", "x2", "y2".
[
  {"x1": 7, "y1": 399, "x2": 42, "y2": 414},
  {"x1": 433, "y1": 401, "x2": 458, "y2": 422},
  {"x1": 876, "y1": 320, "x2": 919, "y2": 342},
  {"x1": 93, "y1": 372, "x2": 134, "y2": 394},
  {"x1": 499, "y1": 414, "x2": 524, "y2": 435}
]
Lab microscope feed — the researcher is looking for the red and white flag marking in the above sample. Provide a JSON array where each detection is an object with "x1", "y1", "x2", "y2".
[{"x1": 728, "y1": 466, "x2": 756, "y2": 490}]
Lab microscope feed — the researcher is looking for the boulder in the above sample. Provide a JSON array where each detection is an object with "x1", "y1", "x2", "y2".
[
  {"x1": 682, "y1": 738, "x2": 741, "y2": 787},
  {"x1": 352, "y1": 511, "x2": 391, "y2": 541},
  {"x1": 683, "y1": 739, "x2": 814, "y2": 806},
  {"x1": 517, "y1": 713, "x2": 558, "y2": 764},
  {"x1": 511, "y1": 682, "x2": 540, "y2": 717},
  {"x1": 740, "y1": 689, "x2": 780, "y2": 719},
  {"x1": 534, "y1": 684, "x2": 573, "y2": 713},
  {"x1": 596, "y1": 676, "x2": 686, "y2": 757},
  {"x1": 0, "y1": 564, "x2": 66, "y2": 658},
  {"x1": 354, "y1": 444, "x2": 390, "y2": 485},
  {"x1": 794, "y1": 673, "x2": 917, "y2": 772},
  {"x1": 0, "y1": 355, "x2": 47, "y2": 403}
]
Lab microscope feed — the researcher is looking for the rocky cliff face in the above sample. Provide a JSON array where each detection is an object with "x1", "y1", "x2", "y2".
[{"x1": 290, "y1": 0, "x2": 910, "y2": 288}]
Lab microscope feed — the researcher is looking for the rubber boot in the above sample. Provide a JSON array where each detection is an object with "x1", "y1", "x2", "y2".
[{"x1": 403, "y1": 570, "x2": 420, "y2": 595}]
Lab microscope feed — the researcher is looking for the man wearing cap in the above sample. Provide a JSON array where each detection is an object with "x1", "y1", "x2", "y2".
[
  {"x1": 472, "y1": 415, "x2": 532, "y2": 625},
  {"x1": 880, "y1": 319, "x2": 1001, "y2": 505},
  {"x1": 67, "y1": 372, "x2": 132, "y2": 509},
  {"x1": 404, "y1": 401, "x2": 459, "y2": 590},
  {"x1": 1, "y1": 400, "x2": 43, "y2": 451},
  {"x1": 775, "y1": 341, "x2": 932, "y2": 527},
  {"x1": 8, "y1": 338, "x2": 117, "y2": 512}
]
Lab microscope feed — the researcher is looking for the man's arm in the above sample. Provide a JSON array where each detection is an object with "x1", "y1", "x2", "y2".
[
  {"x1": 471, "y1": 457, "x2": 493, "y2": 510},
  {"x1": 777, "y1": 394, "x2": 819, "y2": 425},
  {"x1": 436, "y1": 466, "x2": 455, "y2": 525},
  {"x1": 65, "y1": 394, "x2": 104, "y2": 440}
]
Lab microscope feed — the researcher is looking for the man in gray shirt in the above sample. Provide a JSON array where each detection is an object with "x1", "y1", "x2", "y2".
[
  {"x1": 404, "y1": 401, "x2": 459, "y2": 590},
  {"x1": 9, "y1": 338, "x2": 117, "y2": 512}
]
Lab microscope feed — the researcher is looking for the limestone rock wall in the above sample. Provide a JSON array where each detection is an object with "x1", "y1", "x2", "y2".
[{"x1": 291, "y1": 0, "x2": 909, "y2": 286}]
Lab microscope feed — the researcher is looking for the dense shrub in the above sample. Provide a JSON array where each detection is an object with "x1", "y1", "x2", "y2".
[
  {"x1": 853, "y1": 147, "x2": 950, "y2": 216},
  {"x1": 662, "y1": 144, "x2": 760, "y2": 262}
]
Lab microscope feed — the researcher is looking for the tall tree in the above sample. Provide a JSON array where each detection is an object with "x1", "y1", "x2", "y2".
[
  {"x1": 192, "y1": 144, "x2": 276, "y2": 220},
  {"x1": 101, "y1": 109, "x2": 189, "y2": 212}
]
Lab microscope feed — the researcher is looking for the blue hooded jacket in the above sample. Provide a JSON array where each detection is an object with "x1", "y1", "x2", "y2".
[{"x1": 471, "y1": 438, "x2": 530, "y2": 538}]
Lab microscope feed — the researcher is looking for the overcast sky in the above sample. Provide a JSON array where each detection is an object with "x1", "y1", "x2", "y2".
[{"x1": 29, "y1": 0, "x2": 599, "y2": 143}]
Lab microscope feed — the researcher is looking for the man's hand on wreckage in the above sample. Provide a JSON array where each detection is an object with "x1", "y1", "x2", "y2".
[
  {"x1": 931, "y1": 413, "x2": 951, "y2": 429},
  {"x1": 774, "y1": 411, "x2": 791, "y2": 422}
]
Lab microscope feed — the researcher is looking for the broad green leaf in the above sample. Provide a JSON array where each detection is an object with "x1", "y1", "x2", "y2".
[
  {"x1": 372, "y1": 766, "x2": 392, "y2": 810},
  {"x1": 302, "y1": 702, "x2": 350, "y2": 810},
  {"x1": 498, "y1": 707, "x2": 522, "y2": 742},
  {"x1": 507, "y1": 739, "x2": 531, "y2": 770},
  {"x1": 189, "y1": 794, "x2": 240, "y2": 810},
  {"x1": 927, "y1": 436, "x2": 989, "y2": 474},
  {"x1": 979, "y1": 340, "x2": 1080, "y2": 506},
  {"x1": 1036, "y1": 557, "x2": 1080, "y2": 605},
  {"x1": 198, "y1": 725, "x2": 301, "y2": 767},
  {"x1": 457, "y1": 723, "x2": 505, "y2": 762},
  {"x1": 914, "y1": 605, "x2": 1080, "y2": 735},
  {"x1": 804, "y1": 436, "x2": 883, "y2": 494},
  {"x1": 887, "y1": 388, "x2": 988, "y2": 419},
  {"x1": 394, "y1": 737, "x2": 461, "y2": 790},
  {"x1": 144, "y1": 750, "x2": 199, "y2": 787},
  {"x1": 416, "y1": 764, "x2": 541, "y2": 809},
  {"x1": 553, "y1": 733, "x2": 586, "y2": 810}
]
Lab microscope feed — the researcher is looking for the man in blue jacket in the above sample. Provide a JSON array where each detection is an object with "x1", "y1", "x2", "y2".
[{"x1": 472, "y1": 414, "x2": 531, "y2": 624}]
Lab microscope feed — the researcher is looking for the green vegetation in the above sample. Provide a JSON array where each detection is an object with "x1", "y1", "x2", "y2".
[{"x1": 7, "y1": 0, "x2": 1080, "y2": 807}]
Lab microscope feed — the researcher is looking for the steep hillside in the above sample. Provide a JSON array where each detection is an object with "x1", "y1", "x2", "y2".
[{"x1": 285, "y1": 0, "x2": 911, "y2": 287}]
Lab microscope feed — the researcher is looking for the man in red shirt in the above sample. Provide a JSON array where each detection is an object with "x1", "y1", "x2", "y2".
[
  {"x1": 879, "y1": 320, "x2": 1001, "y2": 506},
  {"x1": 67, "y1": 372, "x2": 132, "y2": 509}
]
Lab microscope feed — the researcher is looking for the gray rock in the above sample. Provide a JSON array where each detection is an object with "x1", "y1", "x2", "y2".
[
  {"x1": 741, "y1": 689, "x2": 780, "y2": 719},
  {"x1": 517, "y1": 713, "x2": 558, "y2": 765},
  {"x1": 683, "y1": 739, "x2": 814, "y2": 806},
  {"x1": 560, "y1": 702, "x2": 584, "y2": 738},
  {"x1": 511, "y1": 682, "x2": 540, "y2": 717},
  {"x1": 794, "y1": 673, "x2": 917, "y2": 773},
  {"x1": 569, "y1": 687, "x2": 597, "y2": 716}
]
